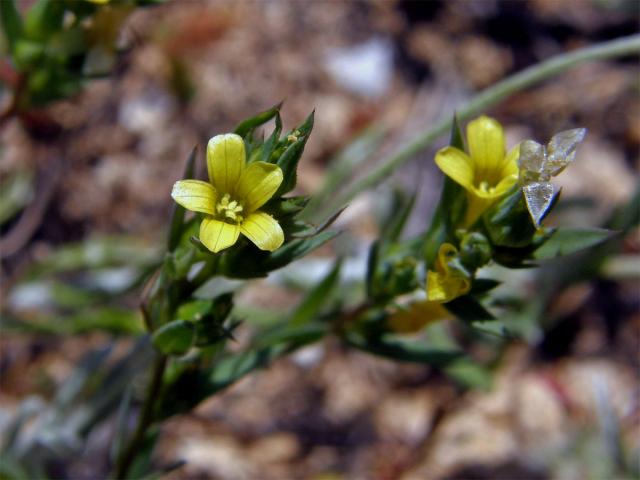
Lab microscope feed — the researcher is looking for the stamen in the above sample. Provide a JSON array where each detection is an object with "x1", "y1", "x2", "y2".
[{"x1": 216, "y1": 194, "x2": 244, "y2": 223}]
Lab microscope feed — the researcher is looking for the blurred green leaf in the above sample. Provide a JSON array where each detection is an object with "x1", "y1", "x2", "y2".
[
  {"x1": 109, "y1": 386, "x2": 133, "y2": 466},
  {"x1": 288, "y1": 259, "x2": 342, "y2": 327},
  {"x1": 346, "y1": 333, "x2": 465, "y2": 366},
  {"x1": 444, "y1": 358, "x2": 493, "y2": 390},
  {"x1": 152, "y1": 320, "x2": 195, "y2": 355},
  {"x1": 533, "y1": 227, "x2": 616, "y2": 260},
  {"x1": 0, "y1": 0, "x2": 23, "y2": 52},
  {"x1": 159, "y1": 343, "x2": 291, "y2": 418},
  {"x1": 23, "y1": 0, "x2": 65, "y2": 41}
]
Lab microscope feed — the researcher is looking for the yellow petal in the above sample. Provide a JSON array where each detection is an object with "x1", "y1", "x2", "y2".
[
  {"x1": 207, "y1": 133, "x2": 246, "y2": 195},
  {"x1": 235, "y1": 162, "x2": 283, "y2": 213},
  {"x1": 493, "y1": 173, "x2": 518, "y2": 197},
  {"x1": 436, "y1": 243, "x2": 458, "y2": 274},
  {"x1": 434, "y1": 146, "x2": 474, "y2": 191},
  {"x1": 464, "y1": 193, "x2": 493, "y2": 226},
  {"x1": 199, "y1": 217, "x2": 240, "y2": 253},
  {"x1": 240, "y1": 211, "x2": 284, "y2": 252},
  {"x1": 427, "y1": 270, "x2": 470, "y2": 303},
  {"x1": 388, "y1": 301, "x2": 450, "y2": 334},
  {"x1": 501, "y1": 143, "x2": 520, "y2": 179},
  {"x1": 467, "y1": 116, "x2": 505, "y2": 181},
  {"x1": 171, "y1": 180, "x2": 217, "y2": 215}
]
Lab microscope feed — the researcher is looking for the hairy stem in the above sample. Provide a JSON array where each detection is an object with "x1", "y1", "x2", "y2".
[{"x1": 326, "y1": 35, "x2": 640, "y2": 216}]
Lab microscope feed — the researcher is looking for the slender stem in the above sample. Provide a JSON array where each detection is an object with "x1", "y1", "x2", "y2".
[
  {"x1": 326, "y1": 35, "x2": 640, "y2": 215},
  {"x1": 113, "y1": 353, "x2": 167, "y2": 480}
]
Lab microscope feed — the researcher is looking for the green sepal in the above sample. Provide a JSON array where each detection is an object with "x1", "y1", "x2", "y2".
[
  {"x1": 152, "y1": 320, "x2": 195, "y2": 355},
  {"x1": 234, "y1": 101, "x2": 282, "y2": 138},
  {"x1": 261, "y1": 110, "x2": 282, "y2": 162},
  {"x1": 274, "y1": 110, "x2": 314, "y2": 196},
  {"x1": 262, "y1": 196, "x2": 310, "y2": 218}
]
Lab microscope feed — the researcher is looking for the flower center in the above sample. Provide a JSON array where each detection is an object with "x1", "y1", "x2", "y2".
[
  {"x1": 476, "y1": 180, "x2": 497, "y2": 194},
  {"x1": 216, "y1": 193, "x2": 244, "y2": 223}
]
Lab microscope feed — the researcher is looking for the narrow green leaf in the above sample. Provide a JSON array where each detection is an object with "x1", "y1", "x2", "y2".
[
  {"x1": 152, "y1": 320, "x2": 195, "y2": 355},
  {"x1": 168, "y1": 147, "x2": 197, "y2": 251},
  {"x1": 533, "y1": 228, "x2": 616, "y2": 260},
  {"x1": 234, "y1": 102, "x2": 282, "y2": 137},
  {"x1": 469, "y1": 278, "x2": 501, "y2": 295},
  {"x1": 449, "y1": 113, "x2": 465, "y2": 151},
  {"x1": 288, "y1": 259, "x2": 342, "y2": 327},
  {"x1": 346, "y1": 333, "x2": 465, "y2": 367},
  {"x1": 222, "y1": 230, "x2": 338, "y2": 278},
  {"x1": 254, "y1": 322, "x2": 328, "y2": 348},
  {"x1": 365, "y1": 241, "x2": 379, "y2": 301}
]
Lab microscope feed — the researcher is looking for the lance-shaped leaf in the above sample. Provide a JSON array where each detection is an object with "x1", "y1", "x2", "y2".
[
  {"x1": 533, "y1": 228, "x2": 616, "y2": 260},
  {"x1": 234, "y1": 102, "x2": 282, "y2": 138}
]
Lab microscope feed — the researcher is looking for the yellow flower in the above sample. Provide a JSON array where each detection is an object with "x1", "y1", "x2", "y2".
[
  {"x1": 171, "y1": 133, "x2": 285, "y2": 253},
  {"x1": 426, "y1": 243, "x2": 471, "y2": 302},
  {"x1": 86, "y1": 0, "x2": 111, "y2": 4},
  {"x1": 388, "y1": 301, "x2": 450, "y2": 334},
  {"x1": 435, "y1": 116, "x2": 520, "y2": 226}
]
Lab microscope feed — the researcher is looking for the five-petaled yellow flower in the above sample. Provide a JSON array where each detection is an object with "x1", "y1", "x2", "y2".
[
  {"x1": 435, "y1": 116, "x2": 520, "y2": 226},
  {"x1": 171, "y1": 133, "x2": 284, "y2": 253}
]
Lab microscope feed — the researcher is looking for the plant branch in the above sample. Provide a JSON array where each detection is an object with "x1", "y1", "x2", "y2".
[{"x1": 326, "y1": 34, "x2": 640, "y2": 215}]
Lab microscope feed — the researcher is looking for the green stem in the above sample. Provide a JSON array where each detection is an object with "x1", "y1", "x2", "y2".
[
  {"x1": 327, "y1": 35, "x2": 640, "y2": 215},
  {"x1": 113, "y1": 353, "x2": 167, "y2": 480}
]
